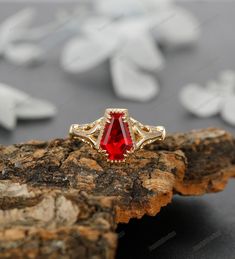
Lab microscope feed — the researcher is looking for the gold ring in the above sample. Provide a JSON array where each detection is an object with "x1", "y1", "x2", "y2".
[{"x1": 69, "y1": 108, "x2": 166, "y2": 162}]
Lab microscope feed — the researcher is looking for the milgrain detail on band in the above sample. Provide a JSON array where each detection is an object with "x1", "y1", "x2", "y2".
[{"x1": 69, "y1": 108, "x2": 166, "y2": 162}]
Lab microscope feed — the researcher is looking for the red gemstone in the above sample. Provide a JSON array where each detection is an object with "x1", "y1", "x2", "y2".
[{"x1": 100, "y1": 112, "x2": 133, "y2": 161}]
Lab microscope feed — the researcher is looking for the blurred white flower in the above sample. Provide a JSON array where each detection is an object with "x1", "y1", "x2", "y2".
[
  {"x1": 61, "y1": 0, "x2": 200, "y2": 101},
  {"x1": 180, "y1": 70, "x2": 235, "y2": 126},
  {"x1": 0, "y1": 8, "x2": 71, "y2": 66},
  {"x1": 111, "y1": 56, "x2": 159, "y2": 101},
  {"x1": 0, "y1": 0, "x2": 200, "y2": 102},
  {"x1": 95, "y1": 0, "x2": 199, "y2": 48},
  {"x1": 0, "y1": 8, "x2": 34, "y2": 55},
  {"x1": 0, "y1": 8, "x2": 44, "y2": 66},
  {"x1": 0, "y1": 83, "x2": 57, "y2": 130},
  {"x1": 4, "y1": 43, "x2": 44, "y2": 66}
]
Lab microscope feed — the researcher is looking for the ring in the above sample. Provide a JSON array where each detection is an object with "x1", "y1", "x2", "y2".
[{"x1": 69, "y1": 108, "x2": 166, "y2": 162}]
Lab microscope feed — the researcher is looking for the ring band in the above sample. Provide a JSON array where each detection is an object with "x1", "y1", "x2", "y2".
[{"x1": 69, "y1": 108, "x2": 166, "y2": 162}]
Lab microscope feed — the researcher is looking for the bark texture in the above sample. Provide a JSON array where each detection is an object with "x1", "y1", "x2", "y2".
[{"x1": 0, "y1": 128, "x2": 234, "y2": 258}]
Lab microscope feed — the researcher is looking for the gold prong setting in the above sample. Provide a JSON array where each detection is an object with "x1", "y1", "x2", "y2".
[
  {"x1": 96, "y1": 108, "x2": 134, "y2": 163},
  {"x1": 69, "y1": 108, "x2": 166, "y2": 163}
]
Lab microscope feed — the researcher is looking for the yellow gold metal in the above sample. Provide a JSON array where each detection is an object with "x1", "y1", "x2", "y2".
[{"x1": 69, "y1": 108, "x2": 166, "y2": 162}]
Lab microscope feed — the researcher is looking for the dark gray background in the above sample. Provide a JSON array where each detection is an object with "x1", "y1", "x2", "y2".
[{"x1": 0, "y1": 1, "x2": 234, "y2": 259}]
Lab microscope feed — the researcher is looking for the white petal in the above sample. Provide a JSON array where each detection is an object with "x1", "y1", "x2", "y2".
[
  {"x1": 61, "y1": 35, "x2": 117, "y2": 73},
  {"x1": 151, "y1": 7, "x2": 199, "y2": 48},
  {"x1": 82, "y1": 16, "x2": 113, "y2": 34},
  {"x1": 84, "y1": 16, "x2": 152, "y2": 46},
  {"x1": 221, "y1": 96, "x2": 235, "y2": 126},
  {"x1": 82, "y1": 16, "x2": 119, "y2": 44},
  {"x1": 114, "y1": 17, "x2": 151, "y2": 39},
  {"x1": 0, "y1": 82, "x2": 28, "y2": 104},
  {"x1": 0, "y1": 97, "x2": 16, "y2": 130},
  {"x1": 117, "y1": 31, "x2": 164, "y2": 71},
  {"x1": 96, "y1": 0, "x2": 172, "y2": 17},
  {"x1": 0, "y1": 8, "x2": 35, "y2": 54},
  {"x1": 180, "y1": 84, "x2": 223, "y2": 117},
  {"x1": 4, "y1": 43, "x2": 44, "y2": 66},
  {"x1": 206, "y1": 71, "x2": 235, "y2": 98},
  {"x1": 206, "y1": 80, "x2": 221, "y2": 93},
  {"x1": 16, "y1": 98, "x2": 57, "y2": 119},
  {"x1": 111, "y1": 56, "x2": 159, "y2": 102},
  {"x1": 219, "y1": 70, "x2": 235, "y2": 94},
  {"x1": 0, "y1": 83, "x2": 56, "y2": 128},
  {"x1": 0, "y1": 8, "x2": 34, "y2": 33},
  {"x1": 95, "y1": 0, "x2": 146, "y2": 17}
]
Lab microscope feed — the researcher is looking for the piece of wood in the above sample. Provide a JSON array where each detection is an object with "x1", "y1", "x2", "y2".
[{"x1": 0, "y1": 128, "x2": 234, "y2": 258}]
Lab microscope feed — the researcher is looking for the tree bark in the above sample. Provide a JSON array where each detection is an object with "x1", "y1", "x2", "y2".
[{"x1": 0, "y1": 128, "x2": 234, "y2": 258}]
